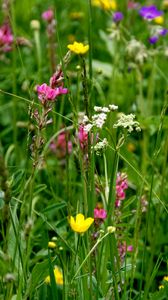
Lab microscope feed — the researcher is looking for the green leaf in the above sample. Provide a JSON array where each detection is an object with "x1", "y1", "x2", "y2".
[{"x1": 42, "y1": 202, "x2": 67, "y2": 213}]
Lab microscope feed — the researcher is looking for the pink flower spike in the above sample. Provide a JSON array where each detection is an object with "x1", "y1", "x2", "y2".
[
  {"x1": 78, "y1": 125, "x2": 88, "y2": 149},
  {"x1": 42, "y1": 9, "x2": 54, "y2": 22},
  {"x1": 94, "y1": 208, "x2": 107, "y2": 220},
  {"x1": 0, "y1": 24, "x2": 13, "y2": 52}
]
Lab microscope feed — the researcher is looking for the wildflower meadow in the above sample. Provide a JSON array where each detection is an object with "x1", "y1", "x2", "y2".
[{"x1": 0, "y1": 0, "x2": 168, "y2": 299}]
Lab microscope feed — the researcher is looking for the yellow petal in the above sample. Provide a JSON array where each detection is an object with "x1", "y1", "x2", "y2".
[{"x1": 76, "y1": 213, "x2": 85, "y2": 224}]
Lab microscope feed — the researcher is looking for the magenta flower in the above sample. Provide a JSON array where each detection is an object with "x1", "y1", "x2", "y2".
[
  {"x1": 49, "y1": 131, "x2": 72, "y2": 158},
  {"x1": 127, "y1": 245, "x2": 133, "y2": 252},
  {"x1": 37, "y1": 83, "x2": 68, "y2": 103},
  {"x1": 42, "y1": 9, "x2": 54, "y2": 22},
  {"x1": 78, "y1": 125, "x2": 88, "y2": 149},
  {"x1": 0, "y1": 23, "x2": 13, "y2": 52},
  {"x1": 113, "y1": 12, "x2": 123, "y2": 23},
  {"x1": 139, "y1": 5, "x2": 163, "y2": 20},
  {"x1": 94, "y1": 208, "x2": 107, "y2": 220},
  {"x1": 115, "y1": 173, "x2": 128, "y2": 207}
]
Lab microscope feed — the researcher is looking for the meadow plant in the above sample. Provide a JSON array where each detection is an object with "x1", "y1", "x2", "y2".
[{"x1": 0, "y1": 1, "x2": 168, "y2": 300}]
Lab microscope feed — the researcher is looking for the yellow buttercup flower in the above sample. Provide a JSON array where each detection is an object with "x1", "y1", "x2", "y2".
[
  {"x1": 159, "y1": 284, "x2": 164, "y2": 289},
  {"x1": 67, "y1": 41, "x2": 89, "y2": 55},
  {"x1": 45, "y1": 266, "x2": 63, "y2": 285},
  {"x1": 163, "y1": 276, "x2": 168, "y2": 281},
  {"x1": 69, "y1": 213, "x2": 94, "y2": 233},
  {"x1": 48, "y1": 241, "x2": 56, "y2": 249},
  {"x1": 92, "y1": 0, "x2": 117, "y2": 10},
  {"x1": 154, "y1": 16, "x2": 164, "y2": 25}
]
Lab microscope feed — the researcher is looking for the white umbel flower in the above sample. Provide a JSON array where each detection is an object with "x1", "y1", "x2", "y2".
[{"x1": 113, "y1": 113, "x2": 141, "y2": 133}]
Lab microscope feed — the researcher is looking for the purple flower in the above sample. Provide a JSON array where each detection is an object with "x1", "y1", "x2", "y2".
[
  {"x1": 113, "y1": 12, "x2": 123, "y2": 23},
  {"x1": 159, "y1": 28, "x2": 168, "y2": 36},
  {"x1": 139, "y1": 5, "x2": 163, "y2": 20},
  {"x1": 149, "y1": 36, "x2": 158, "y2": 44}
]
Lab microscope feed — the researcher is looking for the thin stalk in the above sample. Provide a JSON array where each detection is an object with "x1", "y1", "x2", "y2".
[
  {"x1": 107, "y1": 149, "x2": 119, "y2": 223},
  {"x1": 72, "y1": 231, "x2": 112, "y2": 282},
  {"x1": 88, "y1": 0, "x2": 93, "y2": 81}
]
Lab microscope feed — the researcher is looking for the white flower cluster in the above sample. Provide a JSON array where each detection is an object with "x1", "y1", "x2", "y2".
[
  {"x1": 113, "y1": 113, "x2": 141, "y2": 133},
  {"x1": 126, "y1": 39, "x2": 148, "y2": 65},
  {"x1": 83, "y1": 104, "x2": 118, "y2": 133},
  {"x1": 92, "y1": 138, "x2": 108, "y2": 156}
]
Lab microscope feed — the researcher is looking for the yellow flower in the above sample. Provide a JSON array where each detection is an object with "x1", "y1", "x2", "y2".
[
  {"x1": 159, "y1": 284, "x2": 164, "y2": 289},
  {"x1": 163, "y1": 276, "x2": 168, "y2": 281},
  {"x1": 45, "y1": 266, "x2": 63, "y2": 285},
  {"x1": 154, "y1": 16, "x2": 164, "y2": 25},
  {"x1": 48, "y1": 241, "x2": 56, "y2": 249},
  {"x1": 67, "y1": 41, "x2": 89, "y2": 55},
  {"x1": 69, "y1": 213, "x2": 94, "y2": 233},
  {"x1": 92, "y1": 0, "x2": 117, "y2": 10}
]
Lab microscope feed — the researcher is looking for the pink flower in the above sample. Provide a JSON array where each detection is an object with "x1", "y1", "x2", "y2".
[
  {"x1": 115, "y1": 173, "x2": 128, "y2": 207},
  {"x1": 0, "y1": 24, "x2": 13, "y2": 52},
  {"x1": 42, "y1": 9, "x2": 54, "y2": 22},
  {"x1": 78, "y1": 125, "x2": 88, "y2": 149},
  {"x1": 127, "y1": 245, "x2": 133, "y2": 252},
  {"x1": 37, "y1": 83, "x2": 68, "y2": 103},
  {"x1": 94, "y1": 208, "x2": 107, "y2": 220},
  {"x1": 49, "y1": 131, "x2": 72, "y2": 158}
]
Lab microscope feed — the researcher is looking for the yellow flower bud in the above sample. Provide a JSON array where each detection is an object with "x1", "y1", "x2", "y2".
[
  {"x1": 107, "y1": 226, "x2": 116, "y2": 233},
  {"x1": 30, "y1": 20, "x2": 40, "y2": 30},
  {"x1": 48, "y1": 241, "x2": 56, "y2": 249}
]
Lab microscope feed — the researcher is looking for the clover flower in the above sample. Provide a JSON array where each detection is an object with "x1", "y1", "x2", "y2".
[
  {"x1": 45, "y1": 266, "x2": 63, "y2": 285},
  {"x1": 139, "y1": 5, "x2": 163, "y2": 21},
  {"x1": 67, "y1": 41, "x2": 89, "y2": 55},
  {"x1": 113, "y1": 113, "x2": 141, "y2": 133},
  {"x1": 69, "y1": 213, "x2": 94, "y2": 233},
  {"x1": 92, "y1": 0, "x2": 117, "y2": 11}
]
